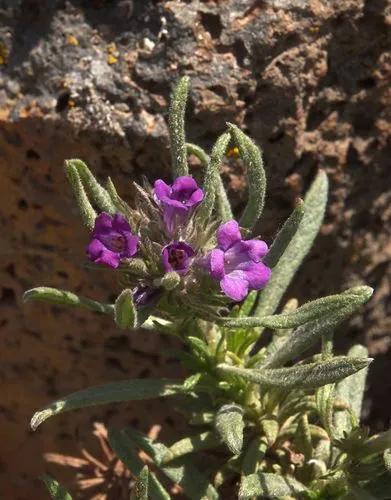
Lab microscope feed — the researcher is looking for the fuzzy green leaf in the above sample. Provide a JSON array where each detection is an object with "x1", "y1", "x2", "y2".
[
  {"x1": 65, "y1": 162, "x2": 96, "y2": 229},
  {"x1": 23, "y1": 287, "x2": 113, "y2": 315},
  {"x1": 241, "y1": 437, "x2": 268, "y2": 476},
  {"x1": 200, "y1": 132, "x2": 231, "y2": 220},
  {"x1": 263, "y1": 286, "x2": 373, "y2": 368},
  {"x1": 218, "y1": 356, "x2": 372, "y2": 390},
  {"x1": 114, "y1": 289, "x2": 137, "y2": 329},
  {"x1": 169, "y1": 77, "x2": 190, "y2": 177},
  {"x1": 264, "y1": 201, "x2": 305, "y2": 268},
  {"x1": 187, "y1": 142, "x2": 233, "y2": 220},
  {"x1": 335, "y1": 344, "x2": 369, "y2": 436},
  {"x1": 239, "y1": 472, "x2": 307, "y2": 499},
  {"x1": 255, "y1": 170, "x2": 328, "y2": 318},
  {"x1": 41, "y1": 476, "x2": 72, "y2": 500},
  {"x1": 215, "y1": 403, "x2": 244, "y2": 455},
  {"x1": 130, "y1": 466, "x2": 149, "y2": 500},
  {"x1": 121, "y1": 428, "x2": 219, "y2": 500},
  {"x1": 31, "y1": 379, "x2": 182, "y2": 430},
  {"x1": 294, "y1": 414, "x2": 313, "y2": 460},
  {"x1": 228, "y1": 123, "x2": 266, "y2": 229},
  {"x1": 108, "y1": 428, "x2": 170, "y2": 500},
  {"x1": 161, "y1": 431, "x2": 221, "y2": 464},
  {"x1": 223, "y1": 286, "x2": 373, "y2": 331},
  {"x1": 65, "y1": 159, "x2": 116, "y2": 213}
]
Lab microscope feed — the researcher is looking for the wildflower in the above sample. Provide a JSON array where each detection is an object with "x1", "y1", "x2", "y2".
[
  {"x1": 154, "y1": 176, "x2": 203, "y2": 234},
  {"x1": 208, "y1": 220, "x2": 271, "y2": 302},
  {"x1": 162, "y1": 242, "x2": 195, "y2": 274},
  {"x1": 86, "y1": 213, "x2": 138, "y2": 269}
]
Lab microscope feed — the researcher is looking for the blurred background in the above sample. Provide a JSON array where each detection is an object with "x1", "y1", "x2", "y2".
[{"x1": 0, "y1": 0, "x2": 389, "y2": 498}]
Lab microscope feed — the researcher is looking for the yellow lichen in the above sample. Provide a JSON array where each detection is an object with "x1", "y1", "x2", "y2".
[
  {"x1": 0, "y1": 42, "x2": 8, "y2": 65},
  {"x1": 227, "y1": 146, "x2": 240, "y2": 158},
  {"x1": 107, "y1": 54, "x2": 118, "y2": 65},
  {"x1": 66, "y1": 35, "x2": 79, "y2": 46}
]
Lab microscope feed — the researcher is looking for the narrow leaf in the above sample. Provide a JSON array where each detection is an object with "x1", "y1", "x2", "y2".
[
  {"x1": 161, "y1": 431, "x2": 221, "y2": 464},
  {"x1": 222, "y1": 286, "x2": 373, "y2": 330},
  {"x1": 239, "y1": 472, "x2": 307, "y2": 499},
  {"x1": 255, "y1": 170, "x2": 328, "y2": 317},
  {"x1": 263, "y1": 286, "x2": 373, "y2": 368},
  {"x1": 23, "y1": 287, "x2": 113, "y2": 315},
  {"x1": 108, "y1": 428, "x2": 170, "y2": 500},
  {"x1": 264, "y1": 200, "x2": 304, "y2": 268},
  {"x1": 215, "y1": 403, "x2": 244, "y2": 455},
  {"x1": 241, "y1": 437, "x2": 268, "y2": 476},
  {"x1": 228, "y1": 123, "x2": 266, "y2": 229},
  {"x1": 41, "y1": 475, "x2": 72, "y2": 500},
  {"x1": 31, "y1": 379, "x2": 182, "y2": 430},
  {"x1": 65, "y1": 159, "x2": 115, "y2": 213},
  {"x1": 114, "y1": 289, "x2": 137, "y2": 329},
  {"x1": 294, "y1": 414, "x2": 313, "y2": 460},
  {"x1": 200, "y1": 132, "x2": 231, "y2": 220},
  {"x1": 169, "y1": 77, "x2": 190, "y2": 177},
  {"x1": 65, "y1": 162, "x2": 96, "y2": 229},
  {"x1": 335, "y1": 344, "x2": 368, "y2": 437},
  {"x1": 121, "y1": 428, "x2": 219, "y2": 500},
  {"x1": 218, "y1": 356, "x2": 372, "y2": 390},
  {"x1": 130, "y1": 466, "x2": 149, "y2": 500}
]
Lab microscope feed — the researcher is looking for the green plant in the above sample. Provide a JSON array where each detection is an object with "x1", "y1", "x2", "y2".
[{"x1": 25, "y1": 78, "x2": 390, "y2": 500}]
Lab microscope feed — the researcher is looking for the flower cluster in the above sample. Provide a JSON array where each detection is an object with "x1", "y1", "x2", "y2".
[{"x1": 86, "y1": 176, "x2": 271, "y2": 304}]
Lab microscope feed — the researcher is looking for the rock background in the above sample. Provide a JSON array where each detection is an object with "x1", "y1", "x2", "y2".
[{"x1": 0, "y1": 0, "x2": 389, "y2": 498}]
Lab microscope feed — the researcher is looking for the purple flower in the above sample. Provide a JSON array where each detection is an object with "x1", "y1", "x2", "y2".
[
  {"x1": 208, "y1": 220, "x2": 271, "y2": 302},
  {"x1": 86, "y1": 213, "x2": 139, "y2": 269},
  {"x1": 154, "y1": 176, "x2": 203, "y2": 234},
  {"x1": 162, "y1": 242, "x2": 195, "y2": 275}
]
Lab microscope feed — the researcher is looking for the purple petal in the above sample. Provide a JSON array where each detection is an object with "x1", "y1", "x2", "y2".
[
  {"x1": 121, "y1": 233, "x2": 139, "y2": 258},
  {"x1": 220, "y1": 271, "x2": 249, "y2": 302},
  {"x1": 86, "y1": 238, "x2": 120, "y2": 268},
  {"x1": 224, "y1": 241, "x2": 251, "y2": 272},
  {"x1": 210, "y1": 249, "x2": 225, "y2": 280},
  {"x1": 93, "y1": 212, "x2": 114, "y2": 233},
  {"x1": 154, "y1": 179, "x2": 171, "y2": 201},
  {"x1": 162, "y1": 241, "x2": 195, "y2": 274},
  {"x1": 217, "y1": 220, "x2": 242, "y2": 251},
  {"x1": 112, "y1": 213, "x2": 131, "y2": 233},
  {"x1": 172, "y1": 176, "x2": 198, "y2": 196},
  {"x1": 242, "y1": 262, "x2": 272, "y2": 290},
  {"x1": 244, "y1": 239, "x2": 269, "y2": 262},
  {"x1": 188, "y1": 188, "x2": 204, "y2": 205}
]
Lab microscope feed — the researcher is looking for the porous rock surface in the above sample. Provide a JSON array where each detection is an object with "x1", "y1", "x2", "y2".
[{"x1": 0, "y1": 0, "x2": 390, "y2": 497}]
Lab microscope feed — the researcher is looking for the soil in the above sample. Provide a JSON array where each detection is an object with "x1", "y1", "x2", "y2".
[{"x1": 0, "y1": 0, "x2": 390, "y2": 498}]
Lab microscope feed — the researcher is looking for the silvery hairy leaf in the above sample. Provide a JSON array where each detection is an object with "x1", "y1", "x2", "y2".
[
  {"x1": 335, "y1": 344, "x2": 369, "y2": 437},
  {"x1": 263, "y1": 286, "x2": 373, "y2": 368},
  {"x1": 239, "y1": 472, "x2": 307, "y2": 499},
  {"x1": 228, "y1": 123, "x2": 266, "y2": 230},
  {"x1": 215, "y1": 403, "x2": 245, "y2": 455},
  {"x1": 65, "y1": 161, "x2": 96, "y2": 229},
  {"x1": 31, "y1": 379, "x2": 182, "y2": 430},
  {"x1": 119, "y1": 427, "x2": 219, "y2": 500},
  {"x1": 23, "y1": 287, "x2": 113, "y2": 315},
  {"x1": 255, "y1": 170, "x2": 328, "y2": 318},
  {"x1": 218, "y1": 356, "x2": 372, "y2": 390},
  {"x1": 65, "y1": 159, "x2": 116, "y2": 214},
  {"x1": 108, "y1": 428, "x2": 170, "y2": 500},
  {"x1": 169, "y1": 76, "x2": 190, "y2": 177},
  {"x1": 200, "y1": 132, "x2": 231, "y2": 220},
  {"x1": 114, "y1": 289, "x2": 137, "y2": 329},
  {"x1": 161, "y1": 431, "x2": 221, "y2": 464}
]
